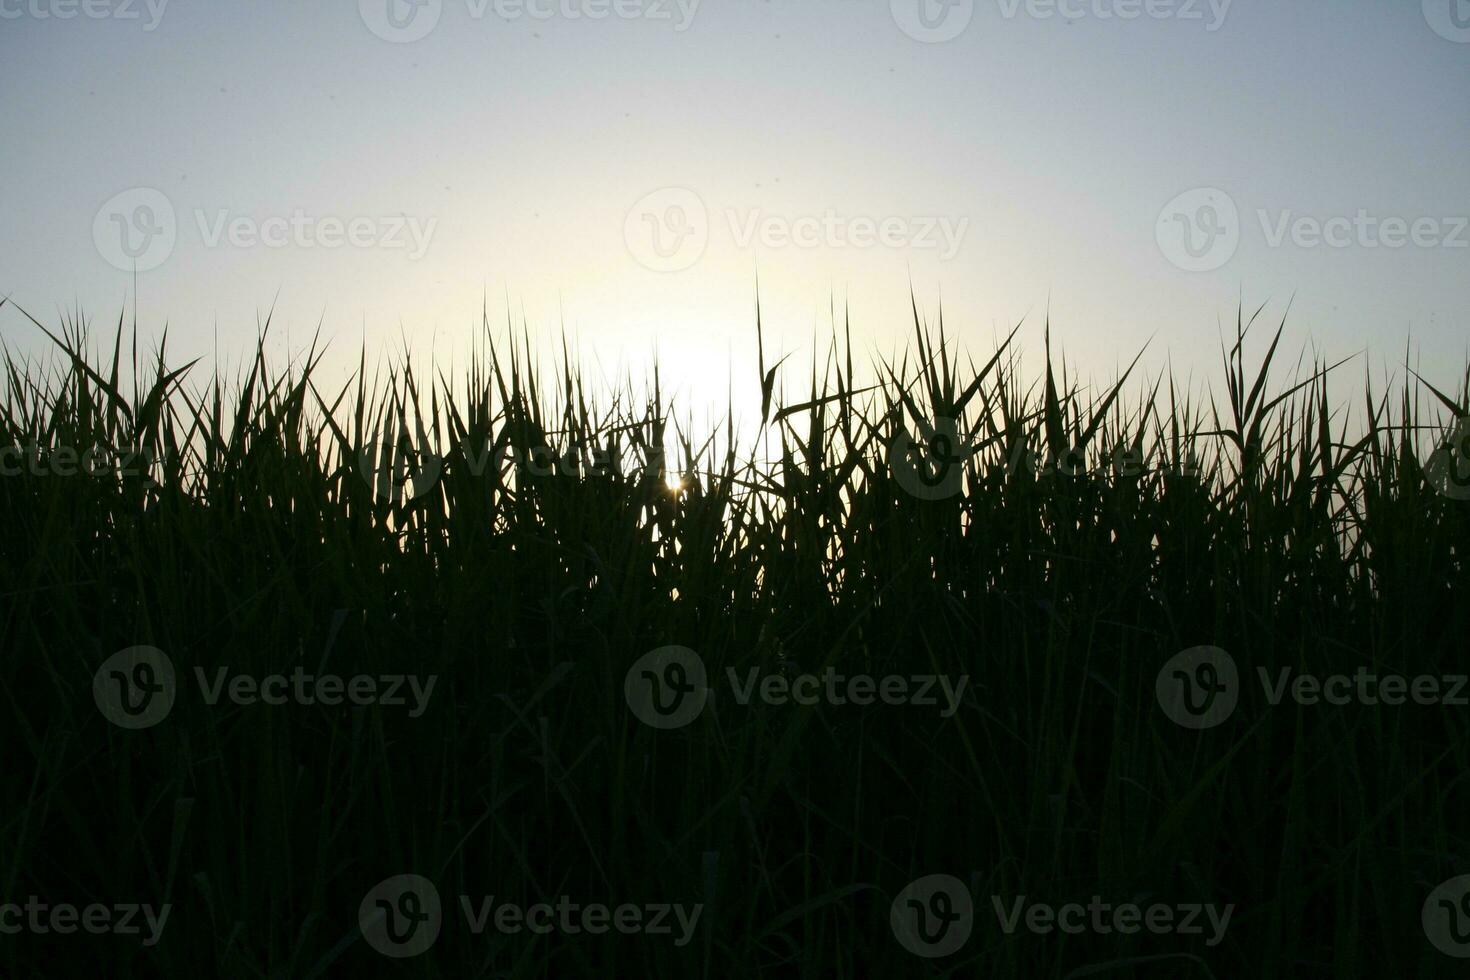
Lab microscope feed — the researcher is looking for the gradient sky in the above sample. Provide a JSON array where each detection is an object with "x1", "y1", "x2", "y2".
[{"x1": 2, "y1": 0, "x2": 1467, "y2": 422}]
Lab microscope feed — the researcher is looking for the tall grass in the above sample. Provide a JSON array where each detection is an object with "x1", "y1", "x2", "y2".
[{"x1": 0, "y1": 296, "x2": 1466, "y2": 977}]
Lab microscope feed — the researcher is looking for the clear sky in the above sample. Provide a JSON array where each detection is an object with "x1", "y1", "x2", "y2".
[{"x1": 2, "y1": 0, "x2": 1467, "y2": 420}]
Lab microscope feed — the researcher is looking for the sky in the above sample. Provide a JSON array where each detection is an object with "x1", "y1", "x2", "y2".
[{"x1": 1, "y1": 0, "x2": 1467, "y2": 425}]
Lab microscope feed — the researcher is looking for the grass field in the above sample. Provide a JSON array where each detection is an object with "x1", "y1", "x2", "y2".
[{"x1": 1, "y1": 296, "x2": 1468, "y2": 977}]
